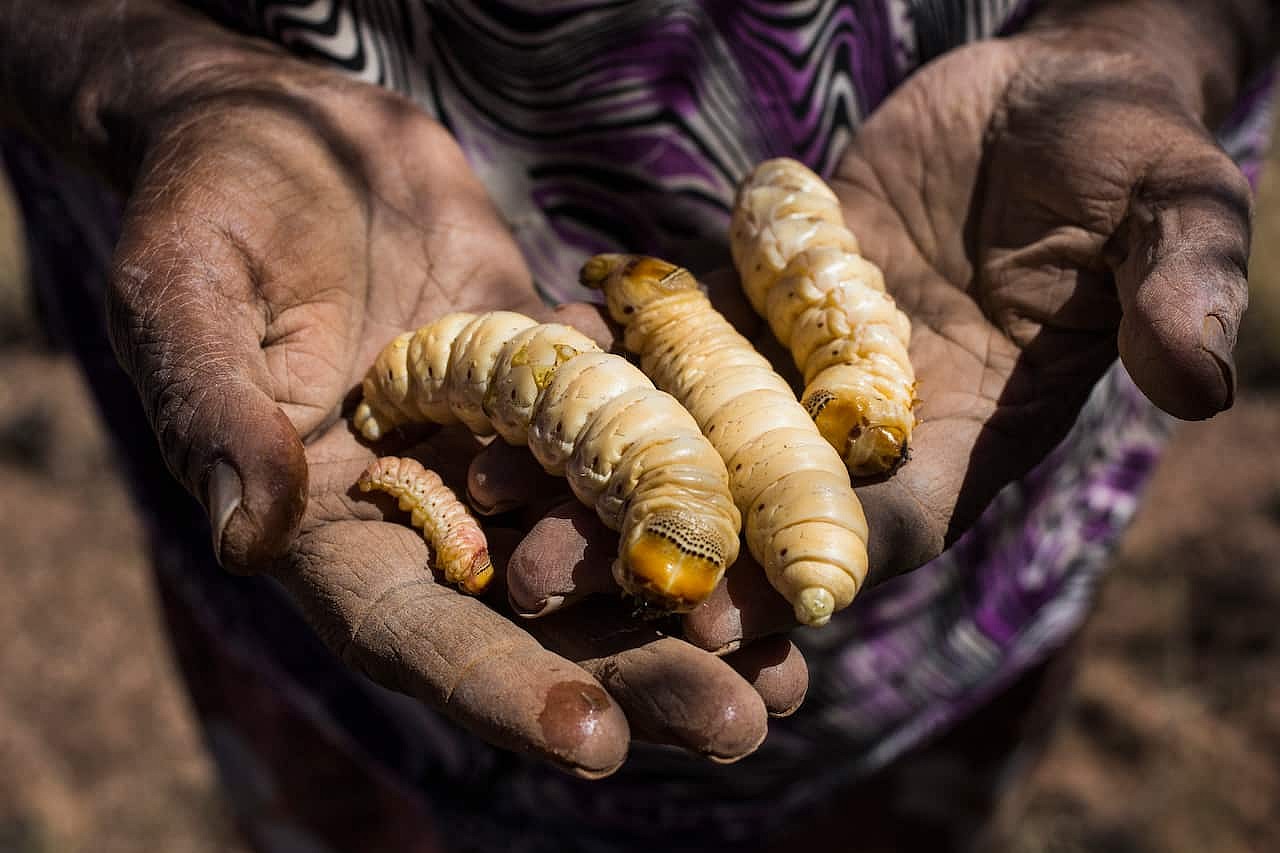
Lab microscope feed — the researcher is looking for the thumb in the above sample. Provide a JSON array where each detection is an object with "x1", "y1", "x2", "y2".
[
  {"x1": 1111, "y1": 132, "x2": 1252, "y2": 420},
  {"x1": 108, "y1": 223, "x2": 308, "y2": 572}
]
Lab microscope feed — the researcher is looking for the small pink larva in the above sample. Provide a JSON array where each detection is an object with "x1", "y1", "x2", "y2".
[{"x1": 358, "y1": 456, "x2": 493, "y2": 594}]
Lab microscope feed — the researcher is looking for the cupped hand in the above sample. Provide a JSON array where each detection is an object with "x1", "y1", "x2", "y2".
[
  {"x1": 504, "y1": 29, "x2": 1253, "y2": 653},
  {"x1": 833, "y1": 32, "x2": 1248, "y2": 579},
  {"x1": 106, "y1": 59, "x2": 802, "y2": 776}
]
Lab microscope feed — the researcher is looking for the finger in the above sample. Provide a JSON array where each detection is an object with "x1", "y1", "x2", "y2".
[
  {"x1": 506, "y1": 500, "x2": 619, "y2": 617},
  {"x1": 275, "y1": 517, "x2": 630, "y2": 778},
  {"x1": 529, "y1": 600, "x2": 769, "y2": 762},
  {"x1": 682, "y1": 555, "x2": 796, "y2": 654},
  {"x1": 107, "y1": 217, "x2": 306, "y2": 572},
  {"x1": 723, "y1": 636, "x2": 809, "y2": 718},
  {"x1": 496, "y1": 522, "x2": 773, "y2": 755},
  {"x1": 467, "y1": 439, "x2": 568, "y2": 515},
  {"x1": 1112, "y1": 133, "x2": 1251, "y2": 419}
]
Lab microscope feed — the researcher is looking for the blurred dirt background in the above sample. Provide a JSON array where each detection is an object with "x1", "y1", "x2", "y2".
[{"x1": 1, "y1": 151, "x2": 1278, "y2": 853}]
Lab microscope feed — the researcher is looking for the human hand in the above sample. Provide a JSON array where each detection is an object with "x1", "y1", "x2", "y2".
[
  {"x1": 505, "y1": 5, "x2": 1258, "y2": 651},
  {"x1": 104, "y1": 48, "x2": 803, "y2": 775},
  {"x1": 828, "y1": 23, "x2": 1251, "y2": 580}
]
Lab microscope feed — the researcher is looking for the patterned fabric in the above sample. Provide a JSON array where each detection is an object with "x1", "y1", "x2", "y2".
[
  {"x1": 4, "y1": 0, "x2": 1275, "y2": 850},
  {"x1": 188, "y1": 0, "x2": 1029, "y2": 295}
]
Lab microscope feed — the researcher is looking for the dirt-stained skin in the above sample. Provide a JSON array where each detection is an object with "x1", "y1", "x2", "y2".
[{"x1": 538, "y1": 681, "x2": 619, "y2": 775}]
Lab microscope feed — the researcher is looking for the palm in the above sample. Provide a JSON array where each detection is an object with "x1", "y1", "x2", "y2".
[
  {"x1": 173, "y1": 98, "x2": 541, "y2": 441},
  {"x1": 827, "y1": 37, "x2": 1248, "y2": 579},
  {"x1": 149, "y1": 83, "x2": 551, "y2": 515}
]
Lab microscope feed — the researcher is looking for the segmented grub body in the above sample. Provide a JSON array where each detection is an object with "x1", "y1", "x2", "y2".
[
  {"x1": 582, "y1": 254, "x2": 869, "y2": 627},
  {"x1": 731, "y1": 157, "x2": 916, "y2": 476},
  {"x1": 358, "y1": 456, "x2": 492, "y2": 594},
  {"x1": 353, "y1": 311, "x2": 741, "y2": 611}
]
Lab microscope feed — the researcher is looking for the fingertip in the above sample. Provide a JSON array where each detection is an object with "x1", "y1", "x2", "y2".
[
  {"x1": 507, "y1": 502, "x2": 618, "y2": 617},
  {"x1": 451, "y1": 639, "x2": 631, "y2": 777},
  {"x1": 210, "y1": 403, "x2": 308, "y2": 572},
  {"x1": 1120, "y1": 304, "x2": 1238, "y2": 420},
  {"x1": 695, "y1": 687, "x2": 769, "y2": 763},
  {"x1": 683, "y1": 579, "x2": 744, "y2": 654},
  {"x1": 724, "y1": 637, "x2": 809, "y2": 718},
  {"x1": 537, "y1": 678, "x2": 631, "y2": 778},
  {"x1": 593, "y1": 637, "x2": 769, "y2": 762},
  {"x1": 682, "y1": 556, "x2": 795, "y2": 653},
  {"x1": 1114, "y1": 142, "x2": 1249, "y2": 420},
  {"x1": 443, "y1": 647, "x2": 632, "y2": 778},
  {"x1": 530, "y1": 606, "x2": 770, "y2": 764}
]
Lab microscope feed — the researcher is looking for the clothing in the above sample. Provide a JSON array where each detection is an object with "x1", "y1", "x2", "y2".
[
  {"x1": 192, "y1": 0, "x2": 1038, "y2": 297},
  {"x1": 4, "y1": 1, "x2": 1274, "y2": 850}
]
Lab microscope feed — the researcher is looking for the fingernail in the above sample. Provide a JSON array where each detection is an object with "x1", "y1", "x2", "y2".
[
  {"x1": 769, "y1": 698, "x2": 804, "y2": 719},
  {"x1": 701, "y1": 722, "x2": 769, "y2": 764},
  {"x1": 1200, "y1": 314, "x2": 1236, "y2": 411},
  {"x1": 711, "y1": 640, "x2": 742, "y2": 657},
  {"x1": 208, "y1": 461, "x2": 243, "y2": 568},
  {"x1": 513, "y1": 594, "x2": 565, "y2": 619}
]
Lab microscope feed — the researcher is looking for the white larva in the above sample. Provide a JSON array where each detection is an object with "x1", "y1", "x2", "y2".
[
  {"x1": 731, "y1": 157, "x2": 916, "y2": 476},
  {"x1": 353, "y1": 312, "x2": 741, "y2": 611},
  {"x1": 358, "y1": 455, "x2": 492, "y2": 594},
  {"x1": 582, "y1": 254, "x2": 869, "y2": 627}
]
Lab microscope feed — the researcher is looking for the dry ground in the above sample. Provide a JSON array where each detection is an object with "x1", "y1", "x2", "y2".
[{"x1": 1, "y1": 163, "x2": 1278, "y2": 853}]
